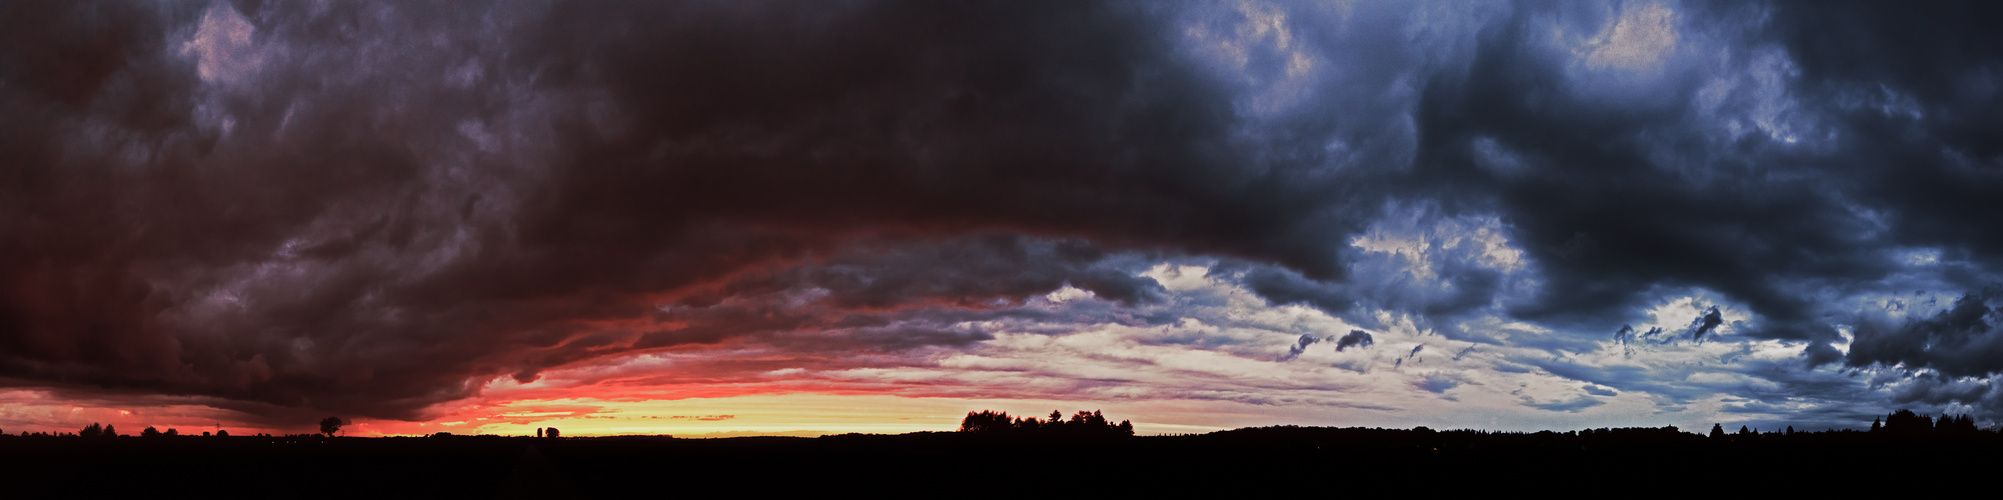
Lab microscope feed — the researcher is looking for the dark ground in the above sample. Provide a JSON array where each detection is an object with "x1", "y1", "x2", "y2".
[{"x1": 1, "y1": 428, "x2": 1995, "y2": 497}]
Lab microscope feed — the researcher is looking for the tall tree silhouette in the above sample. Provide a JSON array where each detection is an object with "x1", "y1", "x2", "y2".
[
  {"x1": 1938, "y1": 414, "x2": 1977, "y2": 435},
  {"x1": 320, "y1": 417, "x2": 345, "y2": 437}
]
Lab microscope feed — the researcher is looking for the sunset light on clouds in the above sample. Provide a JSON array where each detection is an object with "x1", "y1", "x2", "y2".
[{"x1": 7, "y1": 0, "x2": 2003, "y2": 438}]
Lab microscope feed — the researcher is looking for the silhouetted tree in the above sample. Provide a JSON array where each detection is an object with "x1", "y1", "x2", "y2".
[
  {"x1": 103, "y1": 424, "x2": 117, "y2": 438},
  {"x1": 1709, "y1": 424, "x2": 1725, "y2": 439},
  {"x1": 1883, "y1": 409, "x2": 1932, "y2": 436},
  {"x1": 1870, "y1": 417, "x2": 1881, "y2": 432},
  {"x1": 142, "y1": 426, "x2": 161, "y2": 438},
  {"x1": 320, "y1": 417, "x2": 344, "y2": 437},
  {"x1": 165, "y1": 428, "x2": 179, "y2": 437},
  {"x1": 536, "y1": 428, "x2": 544, "y2": 438},
  {"x1": 1942, "y1": 414, "x2": 1978, "y2": 434},
  {"x1": 546, "y1": 427, "x2": 560, "y2": 438},
  {"x1": 79, "y1": 423, "x2": 103, "y2": 438},
  {"x1": 216, "y1": 429, "x2": 229, "y2": 437},
  {"x1": 959, "y1": 410, "x2": 1015, "y2": 433}
]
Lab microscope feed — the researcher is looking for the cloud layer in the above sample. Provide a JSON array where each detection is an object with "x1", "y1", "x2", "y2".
[{"x1": 4, "y1": 0, "x2": 2003, "y2": 432}]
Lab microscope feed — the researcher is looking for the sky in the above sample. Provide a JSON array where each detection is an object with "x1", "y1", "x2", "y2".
[{"x1": 3, "y1": 0, "x2": 2003, "y2": 437}]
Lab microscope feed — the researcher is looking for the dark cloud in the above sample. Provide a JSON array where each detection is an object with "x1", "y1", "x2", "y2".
[
  {"x1": 1689, "y1": 307, "x2": 1724, "y2": 342},
  {"x1": 5, "y1": 0, "x2": 2003, "y2": 427},
  {"x1": 1334, "y1": 330, "x2": 1374, "y2": 352},
  {"x1": 1281, "y1": 334, "x2": 1321, "y2": 362},
  {"x1": 1886, "y1": 373, "x2": 1992, "y2": 408},
  {"x1": 0, "y1": 0, "x2": 1302, "y2": 420},
  {"x1": 513, "y1": 0, "x2": 1363, "y2": 279},
  {"x1": 1406, "y1": 3, "x2": 1880, "y2": 343},
  {"x1": 1847, "y1": 291, "x2": 2003, "y2": 378}
]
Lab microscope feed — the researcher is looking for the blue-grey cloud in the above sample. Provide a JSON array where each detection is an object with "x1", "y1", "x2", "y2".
[
  {"x1": 1335, "y1": 330, "x2": 1375, "y2": 352},
  {"x1": 1525, "y1": 395, "x2": 1605, "y2": 413},
  {"x1": 1281, "y1": 334, "x2": 1322, "y2": 362},
  {"x1": 1689, "y1": 307, "x2": 1725, "y2": 342}
]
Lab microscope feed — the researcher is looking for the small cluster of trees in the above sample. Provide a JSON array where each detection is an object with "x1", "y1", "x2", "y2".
[
  {"x1": 959, "y1": 410, "x2": 1134, "y2": 438},
  {"x1": 77, "y1": 423, "x2": 119, "y2": 438},
  {"x1": 138, "y1": 426, "x2": 228, "y2": 437},
  {"x1": 139, "y1": 426, "x2": 184, "y2": 437},
  {"x1": 1706, "y1": 423, "x2": 1801, "y2": 442},
  {"x1": 1870, "y1": 409, "x2": 1979, "y2": 435}
]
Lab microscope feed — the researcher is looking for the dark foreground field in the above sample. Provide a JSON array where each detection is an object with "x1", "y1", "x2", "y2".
[{"x1": 2, "y1": 427, "x2": 1997, "y2": 497}]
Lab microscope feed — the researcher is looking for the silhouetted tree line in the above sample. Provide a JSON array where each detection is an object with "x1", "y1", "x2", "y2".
[
  {"x1": 960, "y1": 410, "x2": 1135, "y2": 438},
  {"x1": 1869, "y1": 409, "x2": 1980, "y2": 437},
  {"x1": 1696, "y1": 408, "x2": 1994, "y2": 444},
  {"x1": 1201, "y1": 425, "x2": 1702, "y2": 451}
]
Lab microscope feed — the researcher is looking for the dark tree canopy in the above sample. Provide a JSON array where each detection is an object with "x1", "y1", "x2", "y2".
[
  {"x1": 959, "y1": 410, "x2": 1134, "y2": 439},
  {"x1": 320, "y1": 417, "x2": 345, "y2": 437},
  {"x1": 1882, "y1": 409, "x2": 1932, "y2": 434}
]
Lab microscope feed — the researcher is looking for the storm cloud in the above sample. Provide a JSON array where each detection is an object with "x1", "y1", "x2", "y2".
[{"x1": 5, "y1": 0, "x2": 2003, "y2": 431}]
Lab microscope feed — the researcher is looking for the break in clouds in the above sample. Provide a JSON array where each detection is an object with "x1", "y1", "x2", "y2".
[{"x1": 3, "y1": 0, "x2": 2002, "y2": 431}]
